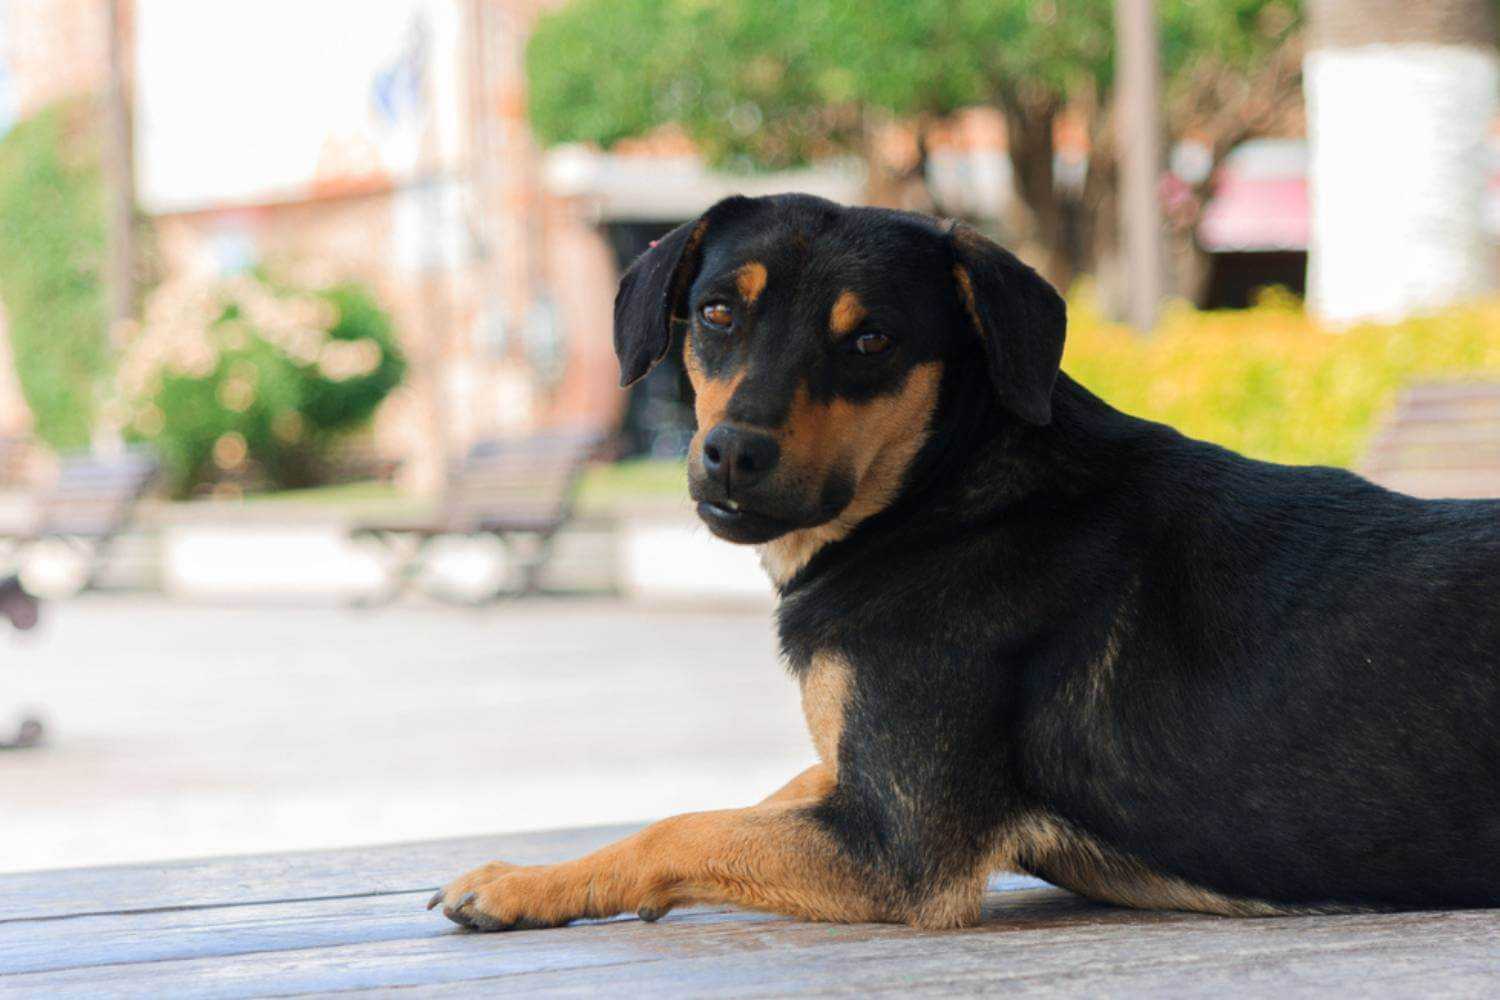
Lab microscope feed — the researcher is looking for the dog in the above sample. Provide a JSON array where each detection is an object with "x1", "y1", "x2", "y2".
[{"x1": 429, "y1": 193, "x2": 1500, "y2": 931}]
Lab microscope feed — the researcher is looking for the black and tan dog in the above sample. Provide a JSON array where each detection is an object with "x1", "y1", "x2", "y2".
[{"x1": 429, "y1": 193, "x2": 1500, "y2": 931}]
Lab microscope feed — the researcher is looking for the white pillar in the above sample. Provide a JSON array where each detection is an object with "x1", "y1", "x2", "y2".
[{"x1": 1306, "y1": 3, "x2": 1497, "y2": 324}]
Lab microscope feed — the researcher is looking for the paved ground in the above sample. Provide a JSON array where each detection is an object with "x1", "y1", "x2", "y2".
[{"x1": 0, "y1": 597, "x2": 808, "y2": 874}]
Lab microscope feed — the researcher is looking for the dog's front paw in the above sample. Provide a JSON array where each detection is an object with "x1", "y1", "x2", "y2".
[{"x1": 427, "y1": 861, "x2": 580, "y2": 932}]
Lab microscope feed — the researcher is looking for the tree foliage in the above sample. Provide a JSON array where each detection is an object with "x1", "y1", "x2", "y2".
[
  {"x1": 118, "y1": 274, "x2": 406, "y2": 497},
  {"x1": 0, "y1": 100, "x2": 110, "y2": 449},
  {"x1": 527, "y1": 0, "x2": 1303, "y2": 291},
  {"x1": 529, "y1": 0, "x2": 1299, "y2": 163}
]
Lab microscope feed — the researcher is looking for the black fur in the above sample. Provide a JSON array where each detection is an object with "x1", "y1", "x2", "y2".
[
  {"x1": 614, "y1": 196, "x2": 757, "y2": 387},
  {"x1": 949, "y1": 223, "x2": 1066, "y2": 424},
  {"x1": 615, "y1": 193, "x2": 1500, "y2": 914}
]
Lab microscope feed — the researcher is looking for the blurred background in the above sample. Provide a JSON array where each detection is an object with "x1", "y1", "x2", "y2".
[{"x1": 1, "y1": 0, "x2": 1498, "y2": 873}]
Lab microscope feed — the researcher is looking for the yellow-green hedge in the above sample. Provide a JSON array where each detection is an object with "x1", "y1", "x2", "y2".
[{"x1": 1063, "y1": 292, "x2": 1500, "y2": 469}]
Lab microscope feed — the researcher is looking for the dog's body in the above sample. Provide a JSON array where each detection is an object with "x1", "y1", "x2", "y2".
[{"x1": 430, "y1": 194, "x2": 1500, "y2": 931}]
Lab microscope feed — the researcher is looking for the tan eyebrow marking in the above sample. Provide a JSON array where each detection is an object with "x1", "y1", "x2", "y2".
[
  {"x1": 736, "y1": 261, "x2": 768, "y2": 304},
  {"x1": 829, "y1": 290, "x2": 868, "y2": 337}
]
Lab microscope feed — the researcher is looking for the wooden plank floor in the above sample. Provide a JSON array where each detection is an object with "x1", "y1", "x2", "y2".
[{"x1": 4, "y1": 826, "x2": 1499, "y2": 998}]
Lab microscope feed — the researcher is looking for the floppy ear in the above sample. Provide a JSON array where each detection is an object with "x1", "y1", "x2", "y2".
[
  {"x1": 614, "y1": 196, "x2": 761, "y2": 386},
  {"x1": 612, "y1": 217, "x2": 710, "y2": 387},
  {"x1": 948, "y1": 225, "x2": 1067, "y2": 425}
]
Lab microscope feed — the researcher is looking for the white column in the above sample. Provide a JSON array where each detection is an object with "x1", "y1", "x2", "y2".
[{"x1": 1307, "y1": 40, "x2": 1498, "y2": 324}]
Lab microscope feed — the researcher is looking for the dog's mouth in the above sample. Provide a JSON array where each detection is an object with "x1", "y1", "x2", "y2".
[{"x1": 696, "y1": 499, "x2": 796, "y2": 544}]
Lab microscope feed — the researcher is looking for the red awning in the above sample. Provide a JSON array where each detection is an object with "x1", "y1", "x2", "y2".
[{"x1": 1198, "y1": 140, "x2": 1309, "y2": 254}]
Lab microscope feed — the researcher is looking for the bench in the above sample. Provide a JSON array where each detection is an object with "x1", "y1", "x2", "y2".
[
  {"x1": 4, "y1": 825, "x2": 1498, "y2": 994},
  {"x1": 352, "y1": 429, "x2": 604, "y2": 604},
  {"x1": 1361, "y1": 380, "x2": 1500, "y2": 499},
  {"x1": 7, "y1": 447, "x2": 160, "y2": 595}
]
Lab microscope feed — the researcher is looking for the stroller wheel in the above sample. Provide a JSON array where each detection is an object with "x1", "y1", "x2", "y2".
[{"x1": 4, "y1": 717, "x2": 43, "y2": 749}]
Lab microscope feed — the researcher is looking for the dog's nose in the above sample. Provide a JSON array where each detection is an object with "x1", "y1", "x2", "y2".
[{"x1": 702, "y1": 424, "x2": 780, "y2": 493}]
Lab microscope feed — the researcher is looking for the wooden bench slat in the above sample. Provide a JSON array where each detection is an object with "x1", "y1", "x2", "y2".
[
  {"x1": 1366, "y1": 423, "x2": 1500, "y2": 446},
  {"x1": 1396, "y1": 382, "x2": 1500, "y2": 402},
  {"x1": 349, "y1": 430, "x2": 605, "y2": 601},
  {"x1": 5, "y1": 881, "x2": 1498, "y2": 998},
  {"x1": 1361, "y1": 380, "x2": 1500, "y2": 497},
  {"x1": 4, "y1": 823, "x2": 1499, "y2": 996},
  {"x1": 0, "y1": 885, "x2": 1116, "y2": 996},
  {"x1": 0, "y1": 825, "x2": 637, "y2": 924},
  {"x1": 33, "y1": 449, "x2": 159, "y2": 539},
  {"x1": 434, "y1": 909, "x2": 1500, "y2": 999}
]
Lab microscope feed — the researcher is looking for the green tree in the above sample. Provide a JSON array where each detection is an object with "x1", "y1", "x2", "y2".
[
  {"x1": 0, "y1": 100, "x2": 110, "y2": 448},
  {"x1": 527, "y1": 0, "x2": 1302, "y2": 298}
]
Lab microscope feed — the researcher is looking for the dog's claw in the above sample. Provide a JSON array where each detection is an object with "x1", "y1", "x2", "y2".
[
  {"x1": 427, "y1": 889, "x2": 444, "y2": 911},
  {"x1": 438, "y1": 891, "x2": 480, "y2": 930}
]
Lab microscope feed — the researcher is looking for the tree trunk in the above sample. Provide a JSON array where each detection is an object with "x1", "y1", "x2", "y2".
[
  {"x1": 1306, "y1": 0, "x2": 1497, "y2": 323},
  {"x1": 1114, "y1": 0, "x2": 1167, "y2": 332},
  {"x1": 860, "y1": 116, "x2": 938, "y2": 215},
  {"x1": 1000, "y1": 97, "x2": 1074, "y2": 290},
  {"x1": 1082, "y1": 145, "x2": 1125, "y2": 319}
]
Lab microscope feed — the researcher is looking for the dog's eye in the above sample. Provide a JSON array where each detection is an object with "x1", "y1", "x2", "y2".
[
  {"x1": 700, "y1": 303, "x2": 734, "y2": 329},
  {"x1": 853, "y1": 332, "x2": 892, "y2": 356}
]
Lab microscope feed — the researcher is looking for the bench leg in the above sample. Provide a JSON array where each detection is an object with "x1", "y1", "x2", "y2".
[
  {"x1": 509, "y1": 530, "x2": 557, "y2": 600},
  {"x1": 416, "y1": 531, "x2": 555, "y2": 605},
  {"x1": 485, "y1": 531, "x2": 555, "y2": 602},
  {"x1": 81, "y1": 534, "x2": 115, "y2": 593},
  {"x1": 351, "y1": 531, "x2": 432, "y2": 607}
]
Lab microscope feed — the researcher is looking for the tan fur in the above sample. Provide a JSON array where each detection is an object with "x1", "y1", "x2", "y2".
[
  {"x1": 909, "y1": 875, "x2": 986, "y2": 929},
  {"x1": 433, "y1": 646, "x2": 985, "y2": 931},
  {"x1": 1092, "y1": 614, "x2": 1125, "y2": 705},
  {"x1": 829, "y1": 289, "x2": 867, "y2": 336},
  {"x1": 760, "y1": 362, "x2": 943, "y2": 585},
  {"x1": 1075, "y1": 584, "x2": 1134, "y2": 716},
  {"x1": 758, "y1": 763, "x2": 836, "y2": 805},
  {"x1": 953, "y1": 264, "x2": 983, "y2": 337},
  {"x1": 685, "y1": 338, "x2": 745, "y2": 433},
  {"x1": 736, "y1": 261, "x2": 768, "y2": 304},
  {"x1": 691, "y1": 371, "x2": 745, "y2": 430},
  {"x1": 800, "y1": 652, "x2": 852, "y2": 771},
  {"x1": 993, "y1": 811, "x2": 1299, "y2": 917},
  {"x1": 438, "y1": 800, "x2": 898, "y2": 928}
]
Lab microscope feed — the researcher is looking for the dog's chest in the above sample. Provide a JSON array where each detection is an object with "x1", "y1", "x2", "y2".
[{"x1": 799, "y1": 652, "x2": 852, "y2": 770}]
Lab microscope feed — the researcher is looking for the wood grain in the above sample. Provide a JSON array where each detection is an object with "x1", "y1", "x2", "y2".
[
  {"x1": 2, "y1": 826, "x2": 1496, "y2": 998},
  {"x1": 0, "y1": 824, "x2": 638, "y2": 923}
]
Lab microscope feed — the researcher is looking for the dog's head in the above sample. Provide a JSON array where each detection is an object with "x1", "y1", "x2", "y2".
[{"x1": 614, "y1": 194, "x2": 1065, "y2": 547}]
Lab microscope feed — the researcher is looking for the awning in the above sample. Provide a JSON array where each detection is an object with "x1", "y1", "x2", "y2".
[{"x1": 1198, "y1": 139, "x2": 1309, "y2": 253}]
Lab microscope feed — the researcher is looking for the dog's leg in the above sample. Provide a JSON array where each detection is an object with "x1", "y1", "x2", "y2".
[{"x1": 429, "y1": 796, "x2": 898, "y2": 930}]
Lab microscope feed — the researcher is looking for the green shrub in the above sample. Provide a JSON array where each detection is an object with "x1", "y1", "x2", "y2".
[
  {"x1": 1064, "y1": 292, "x2": 1500, "y2": 468},
  {"x1": 118, "y1": 274, "x2": 406, "y2": 496},
  {"x1": 0, "y1": 100, "x2": 109, "y2": 449}
]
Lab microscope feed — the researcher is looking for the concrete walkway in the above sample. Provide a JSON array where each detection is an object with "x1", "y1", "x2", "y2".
[{"x1": 0, "y1": 598, "x2": 808, "y2": 874}]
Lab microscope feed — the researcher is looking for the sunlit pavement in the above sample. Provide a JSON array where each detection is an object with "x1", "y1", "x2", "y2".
[{"x1": 0, "y1": 596, "x2": 809, "y2": 874}]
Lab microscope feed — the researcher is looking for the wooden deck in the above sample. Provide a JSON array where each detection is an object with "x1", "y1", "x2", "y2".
[{"x1": 4, "y1": 825, "x2": 1499, "y2": 998}]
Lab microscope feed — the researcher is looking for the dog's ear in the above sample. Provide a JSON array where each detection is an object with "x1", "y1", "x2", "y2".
[
  {"x1": 614, "y1": 197, "x2": 755, "y2": 387},
  {"x1": 613, "y1": 218, "x2": 708, "y2": 387},
  {"x1": 948, "y1": 224, "x2": 1067, "y2": 425}
]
